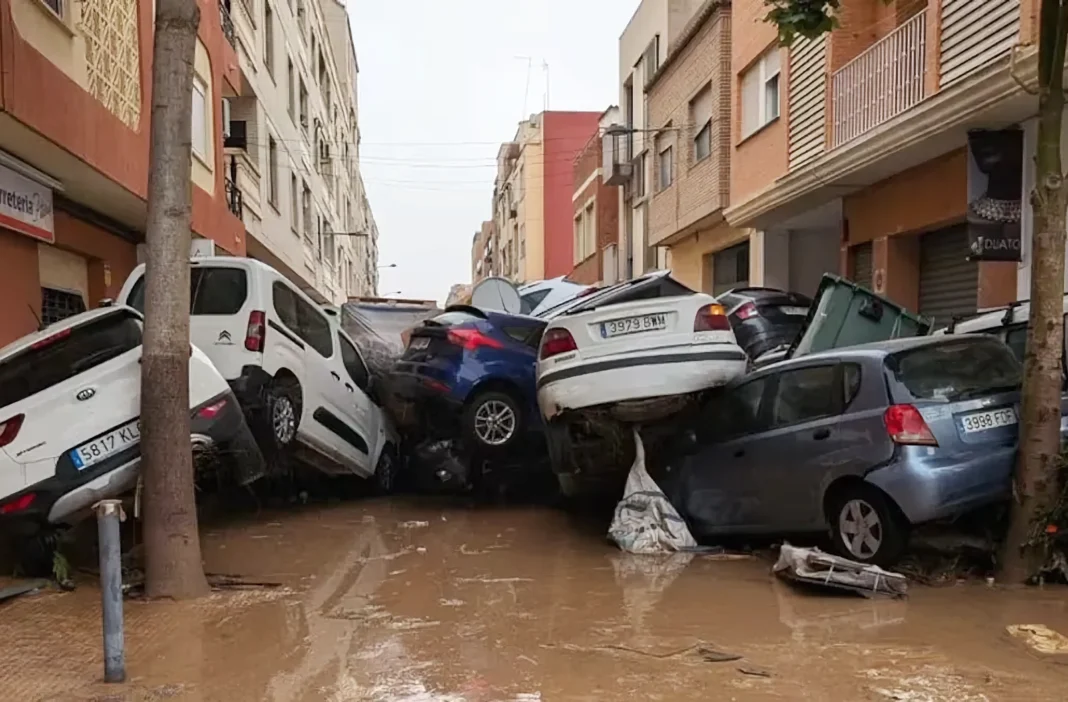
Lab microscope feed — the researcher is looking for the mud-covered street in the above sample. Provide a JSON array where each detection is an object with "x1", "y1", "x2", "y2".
[{"x1": 3, "y1": 499, "x2": 1068, "y2": 701}]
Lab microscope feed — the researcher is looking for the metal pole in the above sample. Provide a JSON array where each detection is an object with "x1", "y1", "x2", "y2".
[{"x1": 94, "y1": 499, "x2": 126, "y2": 683}]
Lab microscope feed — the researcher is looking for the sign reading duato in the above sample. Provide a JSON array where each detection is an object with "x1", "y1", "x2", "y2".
[{"x1": 0, "y1": 163, "x2": 55, "y2": 244}]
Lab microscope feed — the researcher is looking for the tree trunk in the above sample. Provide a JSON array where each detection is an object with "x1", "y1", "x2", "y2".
[
  {"x1": 1000, "y1": 0, "x2": 1068, "y2": 582},
  {"x1": 141, "y1": 0, "x2": 208, "y2": 599}
]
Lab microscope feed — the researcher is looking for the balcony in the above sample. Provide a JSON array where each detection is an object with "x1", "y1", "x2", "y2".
[
  {"x1": 225, "y1": 172, "x2": 243, "y2": 217},
  {"x1": 831, "y1": 12, "x2": 926, "y2": 148},
  {"x1": 219, "y1": 0, "x2": 236, "y2": 50}
]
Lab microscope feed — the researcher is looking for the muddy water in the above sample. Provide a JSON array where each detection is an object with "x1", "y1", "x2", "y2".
[{"x1": 3, "y1": 499, "x2": 1068, "y2": 701}]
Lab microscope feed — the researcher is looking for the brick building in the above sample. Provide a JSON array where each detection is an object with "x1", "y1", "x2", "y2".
[
  {"x1": 644, "y1": 1, "x2": 749, "y2": 294},
  {"x1": 723, "y1": 0, "x2": 1039, "y2": 319},
  {"x1": 570, "y1": 108, "x2": 621, "y2": 286}
]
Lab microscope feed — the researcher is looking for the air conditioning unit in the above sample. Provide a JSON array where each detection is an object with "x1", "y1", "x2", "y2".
[{"x1": 602, "y1": 125, "x2": 633, "y2": 186}]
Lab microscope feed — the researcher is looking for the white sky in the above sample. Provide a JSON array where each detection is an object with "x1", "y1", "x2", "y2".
[{"x1": 348, "y1": 0, "x2": 638, "y2": 303}]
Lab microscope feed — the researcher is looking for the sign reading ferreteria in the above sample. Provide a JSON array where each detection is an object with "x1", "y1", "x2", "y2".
[
  {"x1": 966, "y1": 129, "x2": 1023, "y2": 262},
  {"x1": 0, "y1": 162, "x2": 55, "y2": 244}
]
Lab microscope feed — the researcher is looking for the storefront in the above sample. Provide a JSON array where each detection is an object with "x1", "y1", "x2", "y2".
[{"x1": 917, "y1": 225, "x2": 979, "y2": 324}]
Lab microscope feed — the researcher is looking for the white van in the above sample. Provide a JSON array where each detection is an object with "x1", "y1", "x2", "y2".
[{"x1": 118, "y1": 258, "x2": 399, "y2": 490}]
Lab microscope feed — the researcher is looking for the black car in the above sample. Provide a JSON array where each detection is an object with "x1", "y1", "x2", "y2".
[{"x1": 716, "y1": 287, "x2": 812, "y2": 360}]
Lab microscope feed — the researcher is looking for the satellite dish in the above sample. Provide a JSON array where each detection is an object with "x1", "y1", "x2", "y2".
[{"x1": 471, "y1": 277, "x2": 521, "y2": 314}]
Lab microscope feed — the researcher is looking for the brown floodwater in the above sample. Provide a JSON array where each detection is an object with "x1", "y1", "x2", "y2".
[{"x1": 2, "y1": 498, "x2": 1068, "y2": 701}]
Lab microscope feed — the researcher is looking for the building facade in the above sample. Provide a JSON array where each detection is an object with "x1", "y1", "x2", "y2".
[
  {"x1": 471, "y1": 220, "x2": 495, "y2": 283},
  {"x1": 490, "y1": 110, "x2": 601, "y2": 285},
  {"x1": 725, "y1": 0, "x2": 1038, "y2": 319},
  {"x1": 224, "y1": 0, "x2": 377, "y2": 304},
  {"x1": 571, "y1": 108, "x2": 621, "y2": 286}
]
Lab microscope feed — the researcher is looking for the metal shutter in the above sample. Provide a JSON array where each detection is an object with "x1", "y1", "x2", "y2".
[
  {"x1": 852, "y1": 242, "x2": 873, "y2": 290},
  {"x1": 918, "y1": 226, "x2": 978, "y2": 326}
]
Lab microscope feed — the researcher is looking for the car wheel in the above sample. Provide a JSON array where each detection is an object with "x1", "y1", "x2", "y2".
[
  {"x1": 829, "y1": 485, "x2": 909, "y2": 566},
  {"x1": 463, "y1": 390, "x2": 522, "y2": 453},
  {"x1": 374, "y1": 445, "x2": 398, "y2": 495},
  {"x1": 264, "y1": 377, "x2": 302, "y2": 451}
]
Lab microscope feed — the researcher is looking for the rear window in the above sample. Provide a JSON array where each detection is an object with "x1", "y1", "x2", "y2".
[
  {"x1": 428, "y1": 311, "x2": 483, "y2": 327},
  {"x1": 127, "y1": 267, "x2": 248, "y2": 316},
  {"x1": 0, "y1": 312, "x2": 142, "y2": 410},
  {"x1": 885, "y1": 339, "x2": 1022, "y2": 402}
]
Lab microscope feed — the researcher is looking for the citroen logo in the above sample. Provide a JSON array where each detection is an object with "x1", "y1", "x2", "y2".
[{"x1": 76, "y1": 388, "x2": 96, "y2": 402}]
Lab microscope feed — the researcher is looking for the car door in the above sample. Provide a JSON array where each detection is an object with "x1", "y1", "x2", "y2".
[
  {"x1": 269, "y1": 284, "x2": 329, "y2": 450},
  {"x1": 336, "y1": 330, "x2": 379, "y2": 470},
  {"x1": 679, "y1": 375, "x2": 774, "y2": 535}
]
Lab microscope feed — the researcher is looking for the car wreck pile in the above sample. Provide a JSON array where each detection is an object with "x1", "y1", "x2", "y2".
[{"x1": 0, "y1": 256, "x2": 1051, "y2": 576}]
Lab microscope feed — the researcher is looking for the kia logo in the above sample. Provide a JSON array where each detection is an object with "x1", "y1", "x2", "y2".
[{"x1": 76, "y1": 388, "x2": 96, "y2": 402}]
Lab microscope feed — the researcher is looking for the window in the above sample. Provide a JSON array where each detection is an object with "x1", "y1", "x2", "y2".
[
  {"x1": 703, "y1": 377, "x2": 770, "y2": 441},
  {"x1": 127, "y1": 267, "x2": 248, "y2": 316},
  {"x1": 191, "y1": 79, "x2": 208, "y2": 160},
  {"x1": 843, "y1": 363, "x2": 862, "y2": 407},
  {"x1": 573, "y1": 214, "x2": 583, "y2": 265},
  {"x1": 263, "y1": 2, "x2": 275, "y2": 77},
  {"x1": 641, "y1": 35, "x2": 660, "y2": 88},
  {"x1": 299, "y1": 80, "x2": 309, "y2": 133},
  {"x1": 519, "y1": 224, "x2": 526, "y2": 259},
  {"x1": 0, "y1": 311, "x2": 142, "y2": 410},
  {"x1": 287, "y1": 58, "x2": 295, "y2": 119},
  {"x1": 1002, "y1": 325, "x2": 1027, "y2": 363},
  {"x1": 690, "y1": 85, "x2": 713, "y2": 163},
  {"x1": 267, "y1": 136, "x2": 279, "y2": 207},
  {"x1": 41, "y1": 0, "x2": 62, "y2": 18},
  {"x1": 41, "y1": 288, "x2": 86, "y2": 326},
  {"x1": 657, "y1": 140, "x2": 673, "y2": 191},
  {"x1": 338, "y1": 333, "x2": 369, "y2": 390},
  {"x1": 271, "y1": 282, "x2": 299, "y2": 332},
  {"x1": 740, "y1": 48, "x2": 781, "y2": 138},
  {"x1": 302, "y1": 184, "x2": 313, "y2": 240},
  {"x1": 886, "y1": 338, "x2": 1022, "y2": 402},
  {"x1": 634, "y1": 151, "x2": 646, "y2": 198},
  {"x1": 711, "y1": 242, "x2": 750, "y2": 296},
  {"x1": 770, "y1": 365, "x2": 841, "y2": 427},
  {"x1": 290, "y1": 174, "x2": 299, "y2": 231},
  {"x1": 272, "y1": 282, "x2": 333, "y2": 357}
]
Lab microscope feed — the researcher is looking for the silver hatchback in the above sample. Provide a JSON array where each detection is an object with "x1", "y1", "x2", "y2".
[{"x1": 665, "y1": 334, "x2": 1036, "y2": 565}]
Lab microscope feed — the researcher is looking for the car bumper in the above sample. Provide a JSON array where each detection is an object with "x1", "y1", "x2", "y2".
[
  {"x1": 536, "y1": 345, "x2": 747, "y2": 419},
  {"x1": 865, "y1": 444, "x2": 1016, "y2": 524}
]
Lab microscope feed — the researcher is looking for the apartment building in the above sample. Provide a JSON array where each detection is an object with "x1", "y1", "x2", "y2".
[
  {"x1": 225, "y1": 0, "x2": 377, "y2": 304},
  {"x1": 613, "y1": 0, "x2": 704, "y2": 281},
  {"x1": 725, "y1": 0, "x2": 1040, "y2": 321},
  {"x1": 471, "y1": 220, "x2": 495, "y2": 283},
  {"x1": 641, "y1": 1, "x2": 751, "y2": 294},
  {"x1": 0, "y1": 0, "x2": 244, "y2": 346},
  {"x1": 490, "y1": 111, "x2": 602, "y2": 285},
  {"x1": 571, "y1": 107, "x2": 621, "y2": 286}
]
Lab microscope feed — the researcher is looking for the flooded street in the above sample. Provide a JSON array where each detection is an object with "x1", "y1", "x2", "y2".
[{"x1": 3, "y1": 499, "x2": 1068, "y2": 701}]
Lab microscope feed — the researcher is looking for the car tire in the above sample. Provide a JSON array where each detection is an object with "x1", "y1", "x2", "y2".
[
  {"x1": 374, "y1": 445, "x2": 398, "y2": 495},
  {"x1": 828, "y1": 484, "x2": 909, "y2": 567},
  {"x1": 462, "y1": 390, "x2": 523, "y2": 454},
  {"x1": 263, "y1": 377, "x2": 302, "y2": 452}
]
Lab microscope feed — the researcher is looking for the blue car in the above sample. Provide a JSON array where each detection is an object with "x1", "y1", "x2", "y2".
[{"x1": 391, "y1": 305, "x2": 547, "y2": 455}]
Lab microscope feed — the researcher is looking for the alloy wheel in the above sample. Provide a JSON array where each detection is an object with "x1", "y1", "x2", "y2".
[
  {"x1": 473, "y1": 399, "x2": 516, "y2": 446},
  {"x1": 838, "y1": 498, "x2": 883, "y2": 560},
  {"x1": 272, "y1": 396, "x2": 296, "y2": 445}
]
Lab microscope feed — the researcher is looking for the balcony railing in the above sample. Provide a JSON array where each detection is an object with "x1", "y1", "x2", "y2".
[
  {"x1": 225, "y1": 156, "x2": 242, "y2": 217},
  {"x1": 831, "y1": 12, "x2": 926, "y2": 148},
  {"x1": 220, "y1": 0, "x2": 236, "y2": 49}
]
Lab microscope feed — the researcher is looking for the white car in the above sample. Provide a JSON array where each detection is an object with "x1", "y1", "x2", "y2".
[
  {"x1": 519, "y1": 276, "x2": 594, "y2": 317},
  {"x1": 0, "y1": 305, "x2": 263, "y2": 570},
  {"x1": 118, "y1": 258, "x2": 399, "y2": 491},
  {"x1": 536, "y1": 271, "x2": 748, "y2": 420}
]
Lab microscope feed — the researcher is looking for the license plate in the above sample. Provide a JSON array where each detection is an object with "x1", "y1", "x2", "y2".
[
  {"x1": 70, "y1": 420, "x2": 141, "y2": 471},
  {"x1": 780, "y1": 306, "x2": 808, "y2": 316},
  {"x1": 410, "y1": 337, "x2": 430, "y2": 350},
  {"x1": 961, "y1": 407, "x2": 1017, "y2": 433},
  {"x1": 600, "y1": 313, "x2": 667, "y2": 338}
]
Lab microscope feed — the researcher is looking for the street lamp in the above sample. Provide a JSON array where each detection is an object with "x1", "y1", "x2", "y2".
[
  {"x1": 382, "y1": 290, "x2": 402, "y2": 296},
  {"x1": 378, "y1": 263, "x2": 397, "y2": 269}
]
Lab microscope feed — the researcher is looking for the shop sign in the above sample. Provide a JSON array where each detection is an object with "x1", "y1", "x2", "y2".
[
  {"x1": 966, "y1": 129, "x2": 1022, "y2": 262},
  {"x1": 0, "y1": 162, "x2": 54, "y2": 244}
]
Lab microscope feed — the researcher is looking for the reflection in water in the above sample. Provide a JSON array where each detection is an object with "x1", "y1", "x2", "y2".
[
  {"x1": 610, "y1": 552, "x2": 694, "y2": 647},
  {"x1": 773, "y1": 580, "x2": 908, "y2": 641}
]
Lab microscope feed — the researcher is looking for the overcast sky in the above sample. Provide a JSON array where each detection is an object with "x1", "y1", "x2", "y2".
[{"x1": 348, "y1": 0, "x2": 638, "y2": 303}]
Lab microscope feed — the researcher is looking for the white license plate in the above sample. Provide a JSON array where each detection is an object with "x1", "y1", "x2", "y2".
[
  {"x1": 600, "y1": 313, "x2": 667, "y2": 338},
  {"x1": 961, "y1": 407, "x2": 1017, "y2": 433},
  {"x1": 781, "y1": 306, "x2": 808, "y2": 316},
  {"x1": 71, "y1": 420, "x2": 141, "y2": 471},
  {"x1": 410, "y1": 337, "x2": 430, "y2": 350}
]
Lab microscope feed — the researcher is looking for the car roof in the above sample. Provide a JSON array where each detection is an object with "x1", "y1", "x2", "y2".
[
  {"x1": 756, "y1": 333, "x2": 999, "y2": 371},
  {"x1": 0, "y1": 305, "x2": 140, "y2": 362}
]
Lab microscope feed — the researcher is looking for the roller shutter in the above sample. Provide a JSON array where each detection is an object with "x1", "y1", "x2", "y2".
[
  {"x1": 918, "y1": 226, "x2": 977, "y2": 327},
  {"x1": 852, "y1": 242, "x2": 873, "y2": 290}
]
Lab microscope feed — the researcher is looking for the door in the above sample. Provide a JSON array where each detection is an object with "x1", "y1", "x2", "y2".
[
  {"x1": 919, "y1": 226, "x2": 978, "y2": 327},
  {"x1": 337, "y1": 331, "x2": 378, "y2": 472},
  {"x1": 681, "y1": 375, "x2": 774, "y2": 534}
]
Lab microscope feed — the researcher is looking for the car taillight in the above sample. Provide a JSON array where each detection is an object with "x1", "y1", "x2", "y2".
[
  {"x1": 0, "y1": 493, "x2": 35, "y2": 515},
  {"x1": 884, "y1": 404, "x2": 938, "y2": 446},
  {"x1": 540, "y1": 328, "x2": 577, "y2": 360},
  {"x1": 0, "y1": 414, "x2": 24, "y2": 448},
  {"x1": 29, "y1": 328, "x2": 72, "y2": 350},
  {"x1": 245, "y1": 310, "x2": 266, "y2": 352},
  {"x1": 694, "y1": 304, "x2": 731, "y2": 332},
  {"x1": 447, "y1": 328, "x2": 503, "y2": 351},
  {"x1": 736, "y1": 302, "x2": 760, "y2": 320},
  {"x1": 196, "y1": 399, "x2": 228, "y2": 419}
]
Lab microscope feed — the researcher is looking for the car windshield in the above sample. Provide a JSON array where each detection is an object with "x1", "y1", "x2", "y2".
[
  {"x1": 0, "y1": 311, "x2": 142, "y2": 410},
  {"x1": 127, "y1": 266, "x2": 248, "y2": 315},
  {"x1": 885, "y1": 338, "x2": 1022, "y2": 403}
]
